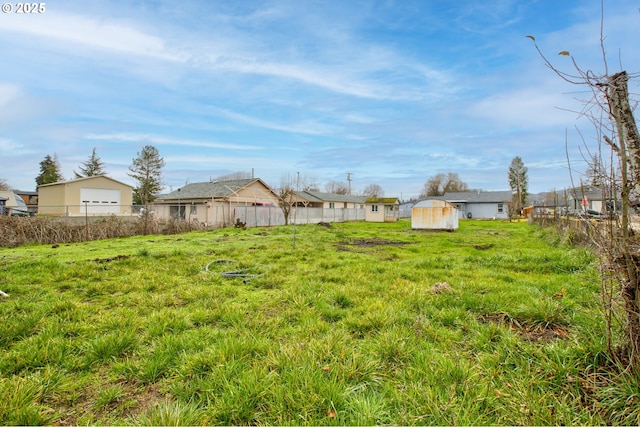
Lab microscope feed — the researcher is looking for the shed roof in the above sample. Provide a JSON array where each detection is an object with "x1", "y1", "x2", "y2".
[
  {"x1": 365, "y1": 197, "x2": 399, "y2": 204},
  {"x1": 413, "y1": 199, "x2": 458, "y2": 209}
]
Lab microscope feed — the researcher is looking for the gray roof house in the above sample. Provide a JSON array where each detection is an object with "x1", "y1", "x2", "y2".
[
  {"x1": 154, "y1": 178, "x2": 281, "y2": 225},
  {"x1": 567, "y1": 186, "x2": 611, "y2": 213},
  {"x1": 438, "y1": 190, "x2": 512, "y2": 219},
  {"x1": 294, "y1": 191, "x2": 367, "y2": 209}
]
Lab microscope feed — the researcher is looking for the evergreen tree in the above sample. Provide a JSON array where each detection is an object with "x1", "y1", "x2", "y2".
[
  {"x1": 127, "y1": 145, "x2": 165, "y2": 205},
  {"x1": 508, "y1": 156, "x2": 528, "y2": 214},
  {"x1": 35, "y1": 154, "x2": 64, "y2": 188},
  {"x1": 74, "y1": 147, "x2": 106, "y2": 178}
]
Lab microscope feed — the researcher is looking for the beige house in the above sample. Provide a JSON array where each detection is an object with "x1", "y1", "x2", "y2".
[
  {"x1": 38, "y1": 175, "x2": 134, "y2": 216},
  {"x1": 365, "y1": 197, "x2": 400, "y2": 222},
  {"x1": 153, "y1": 178, "x2": 280, "y2": 227}
]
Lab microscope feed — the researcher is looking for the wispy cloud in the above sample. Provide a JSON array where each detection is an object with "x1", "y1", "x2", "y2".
[
  {"x1": 86, "y1": 133, "x2": 262, "y2": 151},
  {"x1": 0, "y1": 11, "x2": 188, "y2": 61}
]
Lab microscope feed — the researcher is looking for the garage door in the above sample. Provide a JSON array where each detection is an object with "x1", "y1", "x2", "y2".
[{"x1": 80, "y1": 188, "x2": 121, "y2": 214}]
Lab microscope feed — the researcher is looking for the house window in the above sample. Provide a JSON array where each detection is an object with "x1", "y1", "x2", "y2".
[
  {"x1": 498, "y1": 203, "x2": 504, "y2": 213},
  {"x1": 371, "y1": 205, "x2": 378, "y2": 212},
  {"x1": 329, "y1": 202, "x2": 335, "y2": 209},
  {"x1": 190, "y1": 205, "x2": 197, "y2": 215}
]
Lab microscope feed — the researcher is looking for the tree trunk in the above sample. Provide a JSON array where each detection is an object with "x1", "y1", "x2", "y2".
[{"x1": 608, "y1": 71, "x2": 640, "y2": 368}]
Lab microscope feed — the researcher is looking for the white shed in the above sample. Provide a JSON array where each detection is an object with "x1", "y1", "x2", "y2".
[{"x1": 411, "y1": 200, "x2": 459, "y2": 231}]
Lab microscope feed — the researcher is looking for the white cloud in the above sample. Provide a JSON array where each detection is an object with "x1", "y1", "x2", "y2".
[
  {"x1": 0, "y1": 11, "x2": 188, "y2": 62},
  {"x1": 0, "y1": 138, "x2": 33, "y2": 155},
  {"x1": 86, "y1": 133, "x2": 262, "y2": 151},
  {"x1": 0, "y1": 83, "x2": 22, "y2": 107},
  {"x1": 208, "y1": 107, "x2": 338, "y2": 136}
]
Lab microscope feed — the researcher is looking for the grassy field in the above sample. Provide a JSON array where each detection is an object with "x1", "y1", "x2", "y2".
[{"x1": 0, "y1": 219, "x2": 636, "y2": 425}]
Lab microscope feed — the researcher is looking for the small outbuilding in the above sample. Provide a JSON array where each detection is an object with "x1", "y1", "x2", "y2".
[
  {"x1": 411, "y1": 199, "x2": 459, "y2": 231},
  {"x1": 365, "y1": 197, "x2": 400, "y2": 222}
]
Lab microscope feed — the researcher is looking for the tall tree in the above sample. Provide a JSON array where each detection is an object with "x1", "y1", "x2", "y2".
[
  {"x1": 74, "y1": 147, "x2": 106, "y2": 178},
  {"x1": 127, "y1": 145, "x2": 165, "y2": 206},
  {"x1": 508, "y1": 156, "x2": 528, "y2": 214},
  {"x1": 35, "y1": 154, "x2": 64, "y2": 187},
  {"x1": 0, "y1": 178, "x2": 9, "y2": 191}
]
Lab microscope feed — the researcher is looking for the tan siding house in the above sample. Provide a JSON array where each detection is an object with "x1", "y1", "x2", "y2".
[
  {"x1": 154, "y1": 178, "x2": 280, "y2": 227},
  {"x1": 38, "y1": 175, "x2": 134, "y2": 216},
  {"x1": 365, "y1": 197, "x2": 400, "y2": 222}
]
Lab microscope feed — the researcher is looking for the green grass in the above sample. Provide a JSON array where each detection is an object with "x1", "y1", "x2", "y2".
[{"x1": 0, "y1": 219, "x2": 635, "y2": 425}]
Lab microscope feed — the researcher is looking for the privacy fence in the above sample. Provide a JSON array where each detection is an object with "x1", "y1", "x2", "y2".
[
  {"x1": 13, "y1": 204, "x2": 366, "y2": 227},
  {"x1": 1, "y1": 204, "x2": 367, "y2": 247}
]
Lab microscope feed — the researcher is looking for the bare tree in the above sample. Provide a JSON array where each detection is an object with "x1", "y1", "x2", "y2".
[
  {"x1": 420, "y1": 172, "x2": 469, "y2": 198},
  {"x1": 216, "y1": 171, "x2": 253, "y2": 181},
  {"x1": 324, "y1": 180, "x2": 349, "y2": 195},
  {"x1": 278, "y1": 173, "x2": 299, "y2": 225},
  {"x1": 362, "y1": 183, "x2": 384, "y2": 198},
  {"x1": 529, "y1": 27, "x2": 640, "y2": 369},
  {"x1": 0, "y1": 178, "x2": 10, "y2": 191}
]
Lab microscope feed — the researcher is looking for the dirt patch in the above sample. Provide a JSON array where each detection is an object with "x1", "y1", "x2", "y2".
[
  {"x1": 92, "y1": 254, "x2": 131, "y2": 264},
  {"x1": 431, "y1": 282, "x2": 453, "y2": 294},
  {"x1": 473, "y1": 243, "x2": 494, "y2": 250},
  {"x1": 335, "y1": 238, "x2": 411, "y2": 258},
  {"x1": 337, "y1": 237, "x2": 410, "y2": 249},
  {"x1": 479, "y1": 312, "x2": 569, "y2": 343}
]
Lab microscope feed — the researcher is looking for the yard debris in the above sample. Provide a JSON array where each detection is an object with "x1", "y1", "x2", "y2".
[
  {"x1": 0, "y1": 290, "x2": 8, "y2": 297},
  {"x1": 204, "y1": 259, "x2": 270, "y2": 283},
  {"x1": 431, "y1": 282, "x2": 453, "y2": 294}
]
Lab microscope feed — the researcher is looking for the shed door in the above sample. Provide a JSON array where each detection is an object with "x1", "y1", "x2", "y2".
[{"x1": 80, "y1": 188, "x2": 121, "y2": 214}]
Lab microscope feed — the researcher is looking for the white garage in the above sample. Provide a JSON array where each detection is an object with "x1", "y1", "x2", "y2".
[{"x1": 80, "y1": 188, "x2": 122, "y2": 214}]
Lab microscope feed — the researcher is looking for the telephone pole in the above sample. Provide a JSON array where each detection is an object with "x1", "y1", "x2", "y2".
[{"x1": 346, "y1": 172, "x2": 352, "y2": 195}]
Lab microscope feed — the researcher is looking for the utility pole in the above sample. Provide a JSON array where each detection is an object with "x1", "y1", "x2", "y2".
[{"x1": 346, "y1": 172, "x2": 352, "y2": 195}]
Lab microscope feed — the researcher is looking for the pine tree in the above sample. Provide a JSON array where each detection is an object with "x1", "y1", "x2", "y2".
[
  {"x1": 127, "y1": 145, "x2": 165, "y2": 205},
  {"x1": 508, "y1": 156, "x2": 528, "y2": 214},
  {"x1": 74, "y1": 148, "x2": 105, "y2": 178},
  {"x1": 35, "y1": 154, "x2": 64, "y2": 188}
]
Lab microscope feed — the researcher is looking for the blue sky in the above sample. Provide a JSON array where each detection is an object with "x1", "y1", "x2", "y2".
[{"x1": 1, "y1": 0, "x2": 639, "y2": 198}]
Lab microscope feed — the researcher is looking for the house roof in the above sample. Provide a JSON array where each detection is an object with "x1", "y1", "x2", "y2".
[
  {"x1": 296, "y1": 191, "x2": 367, "y2": 204},
  {"x1": 37, "y1": 175, "x2": 133, "y2": 189},
  {"x1": 441, "y1": 191, "x2": 512, "y2": 203},
  {"x1": 14, "y1": 190, "x2": 38, "y2": 196},
  {"x1": 365, "y1": 197, "x2": 399, "y2": 204},
  {"x1": 159, "y1": 178, "x2": 276, "y2": 200},
  {"x1": 567, "y1": 186, "x2": 605, "y2": 200}
]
